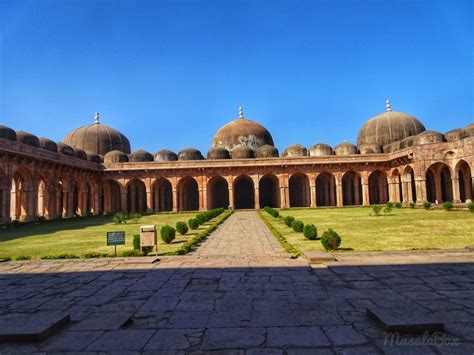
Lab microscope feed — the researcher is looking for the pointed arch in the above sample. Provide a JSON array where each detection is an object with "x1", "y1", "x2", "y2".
[
  {"x1": 369, "y1": 170, "x2": 389, "y2": 204},
  {"x1": 289, "y1": 173, "x2": 310, "y2": 207},
  {"x1": 259, "y1": 174, "x2": 280, "y2": 208},
  {"x1": 233, "y1": 174, "x2": 255, "y2": 209},
  {"x1": 455, "y1": 160, "x2": 472, "y2": 202},
  {"x1": 316, "y1": 172, "x2": 336, "y2": 206},
  {"x1": 178, "y1": 176, "x2": 199, "y2": 211},
  {"x1": 207, "y1": 176, "x2": 229, "y2": 209},
  {"x1": 152, "y1": 178, "x2": 173, "y2": 212},
  {"x1": 126, "y1": 179, "x2": 147, "y2": 213},
  {"x1": 342, "y1": 171, "x2": 362, "y2": 205}
]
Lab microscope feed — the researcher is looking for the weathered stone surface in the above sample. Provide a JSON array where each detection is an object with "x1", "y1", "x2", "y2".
[
  {"x1": 367, "y1": 306, "x2": 444, "y2": 333},
  {"x1": 304, "y1": 251, "x2": 337, "y2": 264},
  {"x1": 71, "y1": 311, "x2": 132, "y2": 331},
  {"x1": 267, "y1": 326, "x2": 331, "y2": 348},
  {"x1": 42, "y1": 330, "x2": 103, "y2": 351},
  {"x1": 145, "y1": 328, "x2": 204, "y2": 351},
  {"x1": 201, "y1": 327, "x2": 266, "y2": 350},
  {"x1": 322, "y1": 325, "x2": 367, "y2": 346},
  {"x1": 87, "y1": 329, "x2": 155, "y2": 351},
  {"x1": 0, "y1": 312, "x2": 70, "y2": 342}
]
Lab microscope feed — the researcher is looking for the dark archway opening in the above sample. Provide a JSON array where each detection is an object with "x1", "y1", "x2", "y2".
[
  {"x1": 208, "y1": 176, "x2": 229, "y2": 209},
  {"x1": 342, "y1": 171, "x2": 362, "y2": 205},
  {"x1": 369, "y1": 170, "x2": 389, "y2": 204},
  {"x1": 440, "y1": 166, "x2": 453, "y2": 202},
  {"x1": 178, "y1": 177, "x2": 199, "y2": 211},
  {"x1": 234, "y1": 175, "x2": 255, "y2": 209},
  {"x1": 457, "y1": 161, "x2": 472, "y2": 202},
  {"x1": 102, "y1": 180, "x2": 121, "y2": 214},
  {"x1": 289, "y1": 173, "x2": 310, "y2": 207},
  {"x1": 259, "y1": 175, "x2": 280, "y2": 208},
  {"x1": 127, "y1": 179, "x2": 147, "y2": 213},
  {"x1": 153, "y1": 179, "x2": 173, "y2": 212},
  {"x1": 316, "y1": 172, "x2": 336, "y2": 206},
  {"x1": 426, "y1": 169, "x2": 436, "y2": 203}
]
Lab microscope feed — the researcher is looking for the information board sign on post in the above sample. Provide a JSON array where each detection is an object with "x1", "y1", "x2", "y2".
[{"x1": 107, "y1": 231, "x2": 125, "y2": 256}]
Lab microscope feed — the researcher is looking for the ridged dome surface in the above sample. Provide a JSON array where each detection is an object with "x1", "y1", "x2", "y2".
[
  {"x1": 64, "y1": 118, "x2": 131, "y2": 156},
  {"x1": 39, "y1": 137, "x2": 57, "y2": 152},
  {"x1": 359, "y1": 143, "x2": 382, "y2": 155},
  {"x1": 231, "y1": 145, "x2": 255, "y2": 159},
  {"x1": 104, "y1": 150, "x2": 129, "y2": 163},
  {"x1": 357, "y1": 109, "x2": 425, "y2": 147},
  {"x1": 335, "y1": 142, "x2": 358, "y2": 156},
  {"x1": 309, "y1": 144, "x2": 333, "y2": 157},
  {"x1": 16, "y1": 131, "x2": 40, "y2": 147},
  {"x1": 0, "y1": 125, "x2": 17, "y2": 141},
  {"x1": 129, "y1": 149, "x2": 154, "y2": 162},
  {"x1": 178, "y1": 148, "x2": 204, "y2": 161},
  {"x1": 207, "y1": 147, "x2": 230, "y2": 160},
  {"x1": 154, "y1": 150, "x2": 178, "y2": 162},
  {"x1": 256, "y1": 145, "x2": 279, "y2": 158},
  {"x1": 212, "y1": 116, "x2": 274, "y2": 151},
  {"x1": 282, "y1": 144, "x2": 307, "y2": 157}
]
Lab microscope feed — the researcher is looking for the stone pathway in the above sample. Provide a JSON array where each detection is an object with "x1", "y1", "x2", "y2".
[{"x1": 0, "y1": 211, "x2": 472, "y2": 353}]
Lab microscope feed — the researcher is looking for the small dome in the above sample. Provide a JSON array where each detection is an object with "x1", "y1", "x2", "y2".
[
  {"x1": 129, "y1": 149, "x2": 154, "y2": 162},
  {"x1": 104, "y1": 150, "x2": 129, "y2": 163},
  {"x1": 231, "y1": 145, "x2": 255, "y2": 159},
  {"x1": 0, "y1": 125, "x2": 17, "y2": 141},
  {"x1": 16, "y1": 131, "x2": 40, "y2": 147},
  {"x1": 256, "y1": 145, "x2": 279, "y2": 158},
  {"x1": 461, "y1": 123, "x2": 474, "y2": 138},
  {"x1": 282, "y1": 144, "x2": 307, "y2": 157},
  {"x1": 73, "y1": 147, "x2": 87, "y2": 160},
  {"x1": 334, "y1": 142, "x2": 358, "y2": 156},
  {"x1": 357, "y1": 103, "x2": 425, "y2": 147},
  {"x1": 399, "y1": 136, "x2": 415, "y2": 149},
  {"x1": 64, "y1": 114, "x2": 131, "y2": 156},
  {"x1": 154, "y1": 149, "x2": 178, "y2": 162},
  {"x1": 444, "y1": 128, "x2": 462, "y2": 142},
  {"x1": 211, "y1": 109, "x2": 274, "y2": 151},
  {"x1": 383, "y1": 141, "x2": 401, "y2": 153},
  {"x1": 308, "y1": 144, "x2": 333, "y2": 157},
  {"x1": 414, "y1": 131, "x2": 445, "y2": 146},
  {"x1": 39, "y1": 137, "x2": 57, "y2": 152},
  {"x1": 178, "y1": 148, "x2": 204, "y2": 161},
  {"x1": 207, "y1": 147, "x2": 230, "y2": 160},
  {"x1": 359, "y1": 144, "x2": 382, "y2": 155},
  {"x1": 86, "y1": 152, "x2": 102, "y2": 163},
  {"x1": 57, "y1": 142, "x2": 74, "y2": 156}
]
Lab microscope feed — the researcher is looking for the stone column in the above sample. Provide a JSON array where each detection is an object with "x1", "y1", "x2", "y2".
[
  {"x1": 254, "y1": 186, "x2": 260, "y2": 210},
  {"x1": 120, "y1": 191, "x2": 128, "y2": 214},
  {"x1": 452, "y1": 178, "x2": 461, "y2": 204},
  {"x1": 228, "y1": 186, "x2": 234, "y2": 209},
  {"x1": 200, "y1": 187, "x2": 207, "y2": 211},
  {"x1": 172, "y1": 188, "x2": 178, "y2": 212},
  {"x1": 335, "y1": 175, "x2": 343, "y2": 207},
  {"x1": 146, "y1": 186, "x2": 152, "y2": 213},
  {"x1": 354, "y1": 178, "x2": 361, "y2": 205},
  {"x1": 310, "y1": 181, "x2": 317, "y2": 208},
  {"x1": 415, "y1": 177, "x2": 427, "y2": 204},
  {"x1": 361, "y1": 178, "x2": 369, "y2": 206}
]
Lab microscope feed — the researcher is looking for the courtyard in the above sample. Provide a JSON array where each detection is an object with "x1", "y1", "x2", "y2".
[{"x1": 0, "y1": 211, "x2": 473, "y2": 353}]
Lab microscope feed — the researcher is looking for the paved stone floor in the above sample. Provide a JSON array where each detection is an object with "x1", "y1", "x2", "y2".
[{"x1": 0, "y1": 211, "x2": 473, "y2": 354}]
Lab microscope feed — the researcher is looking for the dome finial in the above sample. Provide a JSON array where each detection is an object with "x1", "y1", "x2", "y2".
[
  {"x1": 94, "y1": 112, "x2": 100, "y2": 124},
  {"x1": 239, "y1": 106, "x2": 244, "y2": 119},
  {"x1": 385, "y1": 99, "x2": 392, "y2": 112}
]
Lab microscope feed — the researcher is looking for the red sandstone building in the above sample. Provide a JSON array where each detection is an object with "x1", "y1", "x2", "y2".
[{"x1": 1, "y1": 103, "x2": 472, "y2": 224}]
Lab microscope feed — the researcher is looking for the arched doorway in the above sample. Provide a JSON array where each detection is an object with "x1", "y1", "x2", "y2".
[
  {"x1": 11, "y1": 171, "x2": 33, "y2": 221},
  {"x1": 316, "y1": 172, "x2": 336, "y2": 206},
  {"x1": 103, "y1": 180, "x2": 121, "y2": 214},
  {"x1": 404, "y1": 166, "x2": 417, "y2": 203},
  {"x1": 259, "y1": 174, "x2": 280, "y2": 208},
  {"x1": 127, "y1": 179, "x2": 147, "y2": 213},
  {"x1": 426, "y1": 169, "x2": 436, "y2": 203},
  {"x1": 426, "y1": 163, "x2": 453, "y2": 202},
  {"x1": 152, "y1": 178, "x2": 173, "y2": 212},
  {"x1": 391, "y1": 170, "x2": 403, "y2": 202},
  {"x1": 342, "y1": 171, "x2": 362, "y2": 205},
  {"x1": 456, "y1": 160, "x2": 473, "y2": 202},
  {"x1": 440, "y1": 165, "x2": 453, "y2": 202},
  {"x1": 36, "y1": 176, "x2": 51, "y2": 218},
  {"x1": 207, "y1": 176, "x2": 229, "y2": 209},
  {"x1": 178, "y1": 177, "x2": 199, "y2": 211},
  {"x1": 234, "y1": 175, "x2": 255, "y2": 209},
  {"x1": 289, "y1": 173, "x2": 310, "y2": 207},
  {"x1": 369, "y1": 170, "x2": 389, "y2": 204}
]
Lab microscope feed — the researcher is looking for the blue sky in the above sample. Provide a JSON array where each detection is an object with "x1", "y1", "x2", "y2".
[{"x1": 0, "y1": 0, "x2": 472, "y2": 154}]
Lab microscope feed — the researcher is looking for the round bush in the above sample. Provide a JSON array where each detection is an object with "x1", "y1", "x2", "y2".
[
  {"x1": 303, "y1": 224, "x2": 317, "y2": 240},
  {"x1": 321, "y1": 228, "x2": 341, "y2": 251},
  {"x1": 188, "y1": 218, "x2": 200, "y2": 230},
  {"x1": 291, "y1": 219, "x2": 304, "y2": 233},
  {"x1": 284, "y1": 215, "x2": 295, "y2": 227},
  {"x1": 395, "y1": 202, "x2": 402, "y2": 209},
  {"x1": 468, "y1": 202, "x2": 474, "y2": 213},
  {"x1": 423, "y1": 201, "x2": 432, "y2": 210},
  {"x1": 160, "y1": 225, "x2": 176, "y2": 244},
  {"x1": 132, "y1": 234, "x2": 140, "y2": 250},
  {"x1": 176, "y1": 221, "x2": 189, "y2": 235},
  {"x1": 442, "y1": 201, "x2": 453, "y2": 211},
  {"x1": 195, "y1": 213, "x2": 205, "y2": 225}
]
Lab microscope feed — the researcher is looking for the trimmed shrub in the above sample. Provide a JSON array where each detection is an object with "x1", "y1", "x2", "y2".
[
  {"x1": 442, "y1": 201, "x2": 454, "y2": 211},
  {"x1": 395, "y1": 202, "x2": 402, "y2": 209},
  {"x1": 409, "y1": 202, "x2": 416, "y2": 209},
  {"x1": 119, "y1": 249, "x2": 143, "y2": 257},
  {"x1": 386, "y1": 202, "x2": 394, "y2": 209},
  {"x1": 291, "y1": 219, "x2": 304, "y2": 233},
  {"x1": 133, "y1": 234, "x2": 140, "y2": 250},
  {"x1": 41, "y1": 254, "x2": 79, "y2": 260},
  {"x1": 284, "y1": 215, "x2": 295, "y2": 227},
  {"x1": 383, "y1": 205, "x2": 393, "y2": 215},
  {"x1": 423, "y1": 201, "x2": 432, "y2": 210},
  {"x1": 84, "y1": 252, "x2": 110, "y2": 258},
  {"x1": 468, "y1": 202, "x2": 474, "y2": 213},
  {"x1": 188, "y1": 218, "x2": 200, "y2": 230},
  {"x1": 15, "y1": 255, "x2": 31, "y2": 261},
  {"x1": 195, "y1": 213, "x2": 205, "y2": 225},
  {"x1": 372, "y1": 206, "x2": 382, "y2": 216},
  {"x1": 303, "y1": 224, "x2": 317, "y2": 240},
  {"x1": 264, "y1": 206, "x2": 279, "y2": 218},
  {"x1": 129, "y1": 212, "x2": 142, "y2": 223},
  {"x1": 113, "y1": 212, "x2": 128, "y2": 224},
  {"x1": 321, "y1": 228, "x2": 341, "y2": 251},
  {"x1": 160, "y1": 225, "x2": 176, "y2": 244},
  {"x1": 176, "y1": 221, "x2": 189, "y2": 235}
]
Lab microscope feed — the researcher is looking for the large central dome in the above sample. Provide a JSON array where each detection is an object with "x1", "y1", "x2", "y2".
[
  {"x1": 211, "y1": 108, "x2": 274, "y2": 151},
  {"x1": 64, "y1": 113, "x2": 131, "y2": 156},
  {"x1": 357, "y1": 101, "x2": 425, "y2": 148}
]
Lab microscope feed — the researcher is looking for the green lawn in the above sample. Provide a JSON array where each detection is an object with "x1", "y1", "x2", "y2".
[
  {"x1": 260, "y1": 207, "x2": 474, "y2": 252},
  {"x1": 0, "y1": 212, "x2": 209, "y2": 259}
]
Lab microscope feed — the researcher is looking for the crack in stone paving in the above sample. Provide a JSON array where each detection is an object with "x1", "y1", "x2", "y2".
[{"x1": 0, "y1": 210, "x2": 473, "y2": 353}]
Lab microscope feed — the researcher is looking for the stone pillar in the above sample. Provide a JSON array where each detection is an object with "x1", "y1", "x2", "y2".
[
  {"x1": 120, "y1": 191, "x2": 128, "y2": 214},
  {"x1": 228, "y1": 186, "x2": 234, "y2": 209},
  {"x1": 354, "y1": 178, "x2": 361, "y2": 205},
  {"x1": 172, "y1": 188, "x2": 178, "y2": 212},
  {"x1": 310, "y1": 181, "x2": 317, "y2": 207},
  {"x1": 146, "y1": 186, "x2": 152, "y2": 213},
  {"x1": 361, "y1": 179, "x2": 369, "y2": 206},
  {"x1": 254, "y1": 186, "x2": 260, "y2": 210},
  {"x1": 335, "y1": 175, "x2": 343, "y2": 207},
  {"x1": 452, "y1": 178, "x2": 461, "y2": 204},
  {"x1": 415, "y1": 177, "x2": 427, "y2": 204},
  {"x1": 200, "y1": 187, "x2": 207, "y2": 211}
]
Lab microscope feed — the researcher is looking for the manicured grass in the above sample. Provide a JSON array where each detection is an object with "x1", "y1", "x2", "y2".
[
  {"x1": 0, "y1": 212, "x2": 213, "y2": 259},
  {"x1": 260, "y1": 207, "x2": 474, "y2": 252}
]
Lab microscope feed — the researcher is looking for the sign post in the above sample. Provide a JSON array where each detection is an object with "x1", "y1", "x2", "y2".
[
  {"x1": 140, "y1": 225, "x2": 157, "y2": 255},
  {"x1": 107, "y1": 231, "x2": 126, "y2": 256}
]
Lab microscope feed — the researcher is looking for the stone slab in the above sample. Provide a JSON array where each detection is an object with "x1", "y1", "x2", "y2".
[
  {"x1": 0, "y1": 313, "x2": 70, "y2": 342},
  {"x1": 367, "y1": 306, "x2": 444, "y2": 334},
  {"x1": 303, "y1": 251, "x2": 337, "y2": 264}
]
